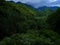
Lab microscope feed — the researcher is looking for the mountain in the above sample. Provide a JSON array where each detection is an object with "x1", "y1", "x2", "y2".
[
  {"x1": 16, "y1": 2, "x2": 38, "y2": 12},
  {"x1": 0, "y1": 1, "x2": 60, "y2": 45},
  {"x1": 8, "y1": 1, "x2": 59, "y2": 11},
  {"x1": 0, "y1": 1, "x2": 39, "y2": 39},
  {"x1": 37, "y1": 6, "x2": 59, "y2": 11},
  {"x1": 16, "y1": 2, "x2": 59, "y2": 11}
]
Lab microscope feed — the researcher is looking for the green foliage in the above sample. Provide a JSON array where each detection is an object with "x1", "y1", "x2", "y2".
[
  {"x1": 0, "y1": 0, "x2": 5, "y2": 2},
  {"x1": 0, "y1": 30, "x2": 60, "y2": 45},
  {"x1": 0, "y1": 0, "x2": 5, "y2": 6},
  {"x1": 39, "y1": 8, "x2": 53, "y2": 16},
  {"x1": 0, "y1": 1, "x2": 60, "y2": 45},
  {"x1": 0, "y1": 1, "x2": 41, "y2": 38},
  {"x1": 46, "y1": 8, "x2": 60, "y2": 33}
]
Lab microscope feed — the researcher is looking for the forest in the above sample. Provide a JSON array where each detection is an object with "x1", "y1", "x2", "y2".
[{"x1": 0, "y1": 0, "x2": 60, "y2": 45}]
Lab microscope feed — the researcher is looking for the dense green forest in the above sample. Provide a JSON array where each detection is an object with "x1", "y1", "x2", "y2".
[{"x1": 0, "y1": 0, "x2": 60, "y2": 45}]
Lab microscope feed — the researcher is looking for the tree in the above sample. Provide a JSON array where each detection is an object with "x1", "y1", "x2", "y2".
[
  {"x1": 0, "y1": 0, "x2": 5, "y2": 6},
  {"x1": 46, "y1": 8, "x2": 60, "y2": 34},
  {"x1": 0, "y1": 0, "x2": 5, "y2": 2}
]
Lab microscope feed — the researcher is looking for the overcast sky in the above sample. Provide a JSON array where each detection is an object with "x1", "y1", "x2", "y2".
[{"x1": 6, "y1": 0, "x2": 60, "y2": 8}]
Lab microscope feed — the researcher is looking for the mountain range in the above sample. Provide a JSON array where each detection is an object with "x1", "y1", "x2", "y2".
[
  {"x1": 0, "y1": 1, "x2": 60, "y2": 45},
  {"x1": 9, "y1": 1, "x2": 59, "y2": 11},
  {"x1": 37, "y1": 6, "x2": 59, "y2": 11}
]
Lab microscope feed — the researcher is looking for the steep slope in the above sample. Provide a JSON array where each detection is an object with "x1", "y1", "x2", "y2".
[
  {"x1": 0, "y1": 1, "x2": 40, "y2": 39},
  {"x1": 46, "y1": 8, "x2": 60, "y2": 34},
  {"x1": 0, "y1": 1, "x2": 60, "y2": 45}
]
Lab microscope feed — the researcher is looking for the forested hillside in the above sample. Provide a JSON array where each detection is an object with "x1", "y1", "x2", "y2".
[{"x1": 0, "y1": 0, "x2": 60, "y2": 45}]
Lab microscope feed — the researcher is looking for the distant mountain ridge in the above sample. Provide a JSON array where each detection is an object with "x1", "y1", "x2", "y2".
[
  {"x1": 16, "y1": 2, "x2": 60, "y2": 10},
  {"x1": 16, "y1": 2, "x2": 60, "y2": 11},
  {"x1": 8, "y1": 1, "x2": 60, "y2": 11},
  {"x1": 37, "y1": 6, "x2": 59, "y2": 11}
]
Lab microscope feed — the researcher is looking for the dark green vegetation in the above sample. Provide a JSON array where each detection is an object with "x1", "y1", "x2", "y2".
[{"x1": 0, "y1": 1, "x2": 60, "y2": 45}]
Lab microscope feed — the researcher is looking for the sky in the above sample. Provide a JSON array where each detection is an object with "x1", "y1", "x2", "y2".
[{"x1": 6, "y1": 0, "x2": 60, "y2": 8}]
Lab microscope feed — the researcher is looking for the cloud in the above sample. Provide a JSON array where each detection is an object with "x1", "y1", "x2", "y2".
[
  {"x1": 49, "y1": 0, "x2": 57, "y2": 2},
  {"x1": 6, "y1": 0, "x2": 60, "y2": 8},
  {"x1": 47, "y1": 0, "x2": 60, "y2": 7}
]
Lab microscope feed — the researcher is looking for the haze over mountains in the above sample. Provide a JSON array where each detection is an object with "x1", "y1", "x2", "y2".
[
  {"x1": 8, "y1": 1, "x2": 59, "y2": 11},
  {"x1": 6, "y1": 0, "x2": 60, "y2": 8}
]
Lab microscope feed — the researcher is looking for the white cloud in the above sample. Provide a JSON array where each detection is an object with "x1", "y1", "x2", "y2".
[
  {"x1": 49, "y1": 0, "x2": 57, "y2": 2},
  {"x1": 6, "y1": 0, "x2": 60, "y2": 8}
]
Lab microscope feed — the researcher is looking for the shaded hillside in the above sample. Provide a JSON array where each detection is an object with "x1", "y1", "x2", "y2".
[
  {"x1": 0, "y1": 1, "x2": 41, "y2": 39},
  {"x1": 0, "y1": 1, "x2": 60, "y2": 45},
  {"x1": 46, "y1": 8, "x2": 60, "y2": 34}
]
